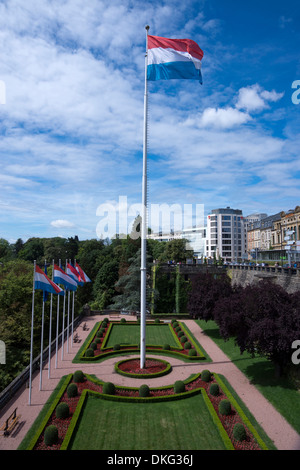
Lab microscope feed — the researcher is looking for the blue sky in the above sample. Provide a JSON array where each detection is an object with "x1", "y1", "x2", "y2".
[{"x1": 0, "y1": 0, "x2": 299, "y2": 242}]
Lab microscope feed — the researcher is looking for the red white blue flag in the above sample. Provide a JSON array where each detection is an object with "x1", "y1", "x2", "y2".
[
  {"x1": 147, "y1": 35, "x2": 204, "y2": 83},
  {"x1": 75, "y1": 262, "x2": 92, "y2": 283},
  {"x1": 34, "y1": 265, "x2": 64, "y2": 296},
  {"x1": 53, "y1": 264, "x2": 78, "y2": 291},
  {"x1": 66, "y1": 263, "x2": 83, "y2": 285}
]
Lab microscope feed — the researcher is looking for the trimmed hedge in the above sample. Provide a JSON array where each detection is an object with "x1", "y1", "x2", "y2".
[
  {"x1": 103, "y1": 382, "x2": 115, "y2": 395},
  {"x1": 44, "y1": 425, "x2": 58, "y2": 446},
  {"x1": 201, "y1": 370, "x2": 211, "y2": 382},
  {"x1": 67, "y1": 383, "x2": 78, "y2": 398},
  {"x1": 73, "y1": 370, "x2": 85, "y2": 383},
  {"x1": 209, "y1": 383, "x2": 219, "y2": 397},
  {"x1": 55, "y1": 402, "x2": 69, "y2": 419},
  {"x1": 139, "y1": 384, "x2": 150, "y2": 397},
  {"x1": 174, "y1": 380, "x2": 185, "y2": 393},
  {"x1": 219, "y1": 399, "x2": 231, "y2": 416},
  {"x1": 233, "y1": 423, "x2": 247, "y2": 441}
]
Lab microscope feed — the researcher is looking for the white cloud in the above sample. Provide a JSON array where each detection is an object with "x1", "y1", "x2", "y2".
[
  {"x1": 199, "y1": 107, "x2": 251, "y2": 128},
  {"x1": 51, "y1": 219, "x2": 75, "y2": 229},
  {"x1": 236, "y1": 84, "x2": 284, "y2": 112}
]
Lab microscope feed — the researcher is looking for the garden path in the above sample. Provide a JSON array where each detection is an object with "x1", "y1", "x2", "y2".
[{"x1": 0, "y1": 315, "x2": 299, "y2": 451}]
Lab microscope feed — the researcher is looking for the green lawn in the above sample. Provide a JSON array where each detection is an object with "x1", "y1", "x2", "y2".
[
  {"x1": 196, "y1": 319, "x2": 300, "y2": 434},
  {"x1": 105, "y1": 324, "x2": 180, "y2": 349},
  {"x1": 69, "y1": 393, "x2": 227, "y2": 450}
]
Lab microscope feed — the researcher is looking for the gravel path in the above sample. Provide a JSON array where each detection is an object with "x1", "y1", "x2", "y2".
[{"x1": 0, "y1": 315, "x2": 299, "y2": 451}]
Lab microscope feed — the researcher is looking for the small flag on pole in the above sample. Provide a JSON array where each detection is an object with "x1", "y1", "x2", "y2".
[
  {"x1": 66, "y1": 262, "x2": 83, "y2": 285},
  {"x1": 147, "y1": 35, "x2": 204, "y2": 83},
  {"x1": 34, "y1": 265, "x2": 64, "y2": 295},
  {"x1": 53, "y1": 264, "x2": 78, "y2": 291},
  {"x1": 75, "y1": 262, "x2": 92, "y2": 283}
]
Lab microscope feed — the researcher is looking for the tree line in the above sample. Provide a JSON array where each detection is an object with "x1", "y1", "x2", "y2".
[{"x1": 187, "y1": 272, "x2": 300, "y2": 378}]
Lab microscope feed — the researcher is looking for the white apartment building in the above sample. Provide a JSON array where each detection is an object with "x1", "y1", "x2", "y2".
[
  {"x1": 148, "y1": 225, "x2": 206, "y2": 258},
  {"x1": 206, "y1": 207, "x2": 246, "y2": 262}
]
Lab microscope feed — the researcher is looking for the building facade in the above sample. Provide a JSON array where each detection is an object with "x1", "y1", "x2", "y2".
[{"x1": 206, "y1": 207, "x2": 246, "y2": 262}]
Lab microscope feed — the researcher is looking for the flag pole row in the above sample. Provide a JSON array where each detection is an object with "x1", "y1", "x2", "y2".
[{"x1": 28, "y1": 259, "x2": 91, "y2": 405}]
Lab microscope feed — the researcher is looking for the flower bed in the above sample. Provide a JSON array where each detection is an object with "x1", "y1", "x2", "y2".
[
  {"x1": 115, "y1": 357, "x2": 172, "y2": 378},
  {"x1": 31, "y1": 371, "x2": 268, "y2": 451}
]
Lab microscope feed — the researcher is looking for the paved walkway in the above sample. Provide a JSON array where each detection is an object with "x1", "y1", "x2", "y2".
[{"x1": 0, "y1": 315, "x2": 299, "y2": 450}]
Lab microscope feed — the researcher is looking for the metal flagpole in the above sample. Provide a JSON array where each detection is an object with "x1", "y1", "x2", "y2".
[
  {"x1": 140, "y1": 25, "x2": 150, "y2": 369},
  {"x1": 39, "y1": 295, "x2": 45, "y2": 390},
  {"x1": 61, "y1": 259, "x2": 67, "y2": 360},
  {"x1": 71, "y1": 259, "x2": 76, "y2": 347},
  {"x1": 48, "y1": 259, "x2": 54, "y2": 378},
  {"x1": 55, "y1": 260, "x2": 60, "y2": 368},
  {"x1": 28, "y1": 260, "x2": 36, "y2": 405}
]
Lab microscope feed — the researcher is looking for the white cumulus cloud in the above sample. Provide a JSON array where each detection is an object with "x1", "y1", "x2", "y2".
[{"x1": 51, "y1": 219, "x2": 75, "y2": 229}]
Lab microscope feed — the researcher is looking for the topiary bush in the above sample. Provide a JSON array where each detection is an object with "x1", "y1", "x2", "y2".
[
  {"x1": 85, "y1": 348, "x2": 94, "y2": 357},
  {"x1": 174, "y1": 380, "x2": 185, "y2": 393},
  {"x1": 67, "y1": 383, "x2": 78, "y2": 398},
  {"x1": 184, "y1": 341, "x2": 191, "y2": 349},
  {"x1": 113, "y1": 344, "x2": 121, "y2": 350},
  {"x1": 120, "y1": 318, "x2": 126, "y2": 323},
  {"x1": 209, "y1": 383, "x2": 219, "y2": 396},
  {"x1": 173, "y1": 321, "x2": 178, "y2": 328},
  {"x1": 95, "y1": 338, "x2": 101, "y2": 344},
  {"x1": 201, "y1": 369, "x2": 211, "y2": 382},
  {"x1": 163, "y1": 343, "x2": 170, "y2": 350},
  {"x1": 44, "y1": 425, "x2": 58, "y2": 446},
  {"x1": 155, "y1": 318, "x2": 160, "y2": 323},
  {"x1": 55, "y1": 402, "x2": 70, "y2": 419},
  {"x1": 219, "y1": 399, "x2": 231, "y2": 416},
  {"x1": 97, "y1": 331, "x2": 103, "y2": 338},
  {"x1": 175, "y1": 326, "x2": 181, "y2": 333},
  {"x1": 139, "y1": 384, "x2": 150, "y2": 397},
  {"x1": 188, "y1": 349, "x2": 197, "y2": 356},
  {"x1": 90, "y1": 342, "x2": 97, "y2": 350},
  {"x1": 180, "y1": 335, "x2": 187, "y2": 343},
  {"x1": 73, "y1": 370, "x2": 85, "y2": 383},
  {"x1": 178, "y1": 331, "x2": 184, "y2": 337},
  {"x1": 103, "y1": 382, "x2": 115, "y2": 395},
  {"x1": 233, "y1": 423, "x2": 247, "y2": 441}
]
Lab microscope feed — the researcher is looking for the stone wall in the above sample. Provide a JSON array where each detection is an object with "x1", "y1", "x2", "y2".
[{"x1": 227, "y1": 265, "x2": 300, "y2": 294}]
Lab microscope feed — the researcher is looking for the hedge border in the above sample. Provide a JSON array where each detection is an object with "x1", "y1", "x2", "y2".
[{"x1": 114, "y1": 357, "x2": 172, "y2": 379}]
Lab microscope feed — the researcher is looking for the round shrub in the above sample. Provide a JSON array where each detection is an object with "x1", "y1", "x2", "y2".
[
  {"x1": 163, "y1": 343, "x2": 170, "y2": 350},
  {"x1": 155, "y1": 318, "x2": 160, "y2": 323},
  {"x1": 219, "y1": 399, "x2": 231, "y2": 416},
  {"x1": 103, "y1": 317, "x2": 109, "y2": 322},
  {"x1": 85, "y1": 348, "x2": 94, "y2": 357},
  {"x1": 73, "y1": 370, "x2": 85, "y2": 383},
  {"x1": 174, "y1": 380, "x2": 185, "y2": 394},
  {"x1": 67, "y1": 383, "x2": 78, "y2": 398},
  {"x1": 120, "y1": 318, "x2": 126, "y2": 323},
  {"x1": 184, "y1": 341, "x2": 191, "y2": 349},
  {"x1": 201, "y1": 369, "x2": 211, "y2": 382},
  {"x1": 44, "y1": 425, "x2": 58, "y2": 446},
  {"x1": 209, "y1": 383, "x2": 219, "y2": 396},
  {"x1": 95, "y1": 338, "x2": 101, "y2": 345},
  {"x1": 171, "y1": 319, "x2": 176, "y2": 324},
  {"x1": 113, "y1": 343, "x2": 121, "y2": 350},
  {"x1": 175, "y1": 326, "x2": 181, "y2": 333},
  {"x1": 173, "y1": 321, "x2": 178, "y2": 328},
  {"x1": 188, "y1": 349, "x2": 197, "y2": 357},
  {"x1": 139, "y1": 384, "x2": 150, "y2": 397},
  {"x1": 233, "y1": 423, "x2": 247, "y2": 441},
  {"x1": 97, "y1": 331, "x2": 103, "y2": 338},
  {"x1": 103, "y1": 382, "x2": 115, "y2": 395},
  {"x1": 178, "y1": 331, "x2": 184, "y2": 337},
  {"x1": 180, "y1": 335, "x2": 187, "y2": 344},
  {"x1": 55, "y1": 402, "x2": 69, "y2": 419},
  {"x1": 90, "y1": 342, "x2": 97, "y2": 350}
]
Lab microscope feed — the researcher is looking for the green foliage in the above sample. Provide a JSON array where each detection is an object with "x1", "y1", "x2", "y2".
[
  {"x1": 103, "y1": 382, "x2": 115, "y2": 395},
  {"x1": 55, "y1": 402, "x2": 70, "y2": 419},
  {"x1": 67, "y1": 383, "x2": 78, "y2": 398},
  {"x1": 178, "y1": 331, "x2": 184, "y2": 337},
  {"x1": 233, "y1": 423, "x2": 247, "y2": 441},
  {"x1": 184, "y1": 341, "x2": 191, "y2": 349},
  {"x1": 73, "y1": 370, "x2": 85, "y2": 383},
  {"x1": 201, "y1": 370, "x2": 211, "y2": 382},
  {"x1": 120, "y1": 318, "x2": 126, "y2": 323},
  {"x1": 188, "y1": 349, "x2": 197, "y2": 356},
  {"x1": 113, "y1": 344, "x2": 121, "y2": 350},
  {"x1": 219, "y1": 399, "x2": 231, "y2": 416},
  {"x1": 90, "y1": 342, "x2": 97, "y2": 350},
  {"x1": 174, "y1": 380, "x2": 185, "y2": 393},
  {"x1": 180, "y1": 335, "x2": 187, "y2": 343},
  {"x1": 85, "y1": 348, "x2": 94, "y2": 357},
  {"x1": 163, "y1": 344, "x2": 170, "y2": 350},
  {"x1": 44, "y1": 425, "x2": 59, "y2": 446},
  {"x1": 209, "y1": 383, "x2": 220, "y2": 396},
  {"x1": 139, "y1": 384, "x2": 150, "y2": 397}
]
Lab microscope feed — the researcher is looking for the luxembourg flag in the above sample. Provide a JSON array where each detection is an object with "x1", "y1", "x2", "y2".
[
  {"x1": 34, "y1": 265, "x2": 64, "y2": 296},
  {"x1": 147, "y1": 35, "x2": 204, "y2": 83},
  {"x1": 67, "y1": 263, "x2": 83, "y2": 286},
  {"x1": 75, "y1": 262, "x2": 91, "y2": 283},
  {"x1": 53, "y1": 264, "x2": 78, "y2": 292}
]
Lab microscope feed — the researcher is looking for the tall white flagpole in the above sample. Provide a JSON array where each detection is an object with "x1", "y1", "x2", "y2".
[
  {"x1": 71, "y1": 259, "x2": 76, "y2": 347},
  {"x1": 140, "y1": 25, "x2": 150, "y2": 369},
  {"x1": 48, "y1": 259, "x2": 54, "y2": 378},
  {"x1": 28, "y1": 260, "x2": 36, "y2": 405},
  {"x1": 61, "y1": 259, "x2": 67, "y2": 360},
  {"x1": 55, "y1": 260, "x2": 60, "y2": 369},
  {"x1": 39, "y1": 294, "x2": 45, "y2": 391}
]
